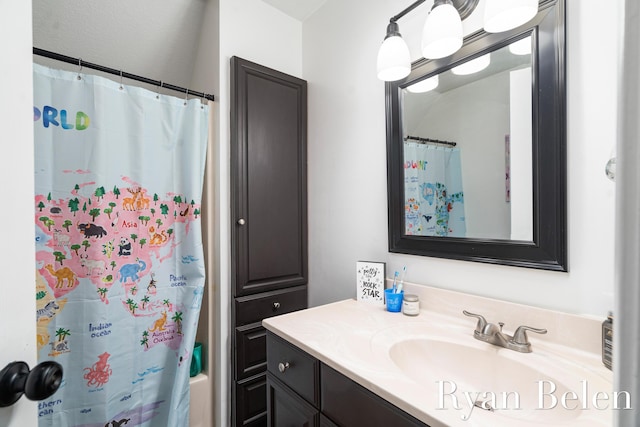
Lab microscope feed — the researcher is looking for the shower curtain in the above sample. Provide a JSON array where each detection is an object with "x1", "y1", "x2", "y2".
[
  {"x1": 33, "y1": 64, "x2": 208, "y2": 427},
  {"x1": 404, "y1": 142, "x2": 465, "y2": 237}
]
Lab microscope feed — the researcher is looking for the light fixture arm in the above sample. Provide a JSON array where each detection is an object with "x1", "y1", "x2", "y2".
[
  {"x1": 388, "y1": 0, "x2": 479, "y2": 24},
  {"x1": 389, "y1": 0, "x2": 427, "y2": 24}
]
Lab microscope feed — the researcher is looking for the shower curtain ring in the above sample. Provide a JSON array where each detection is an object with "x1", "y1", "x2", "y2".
[
  {"x1": 184, "y1": 88, "x2": 189, "y2": 106},
  {"x1": 156, "y1": 81, "x2": 163, "y2": 99},
  {"x1": 77, "y1": 58, "x2": 83, "y2": 81},
  {"x1": 119, "y1": 70, "x2": 124, "y2": 90}
]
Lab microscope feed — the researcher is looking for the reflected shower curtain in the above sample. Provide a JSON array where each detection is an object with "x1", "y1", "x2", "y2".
[
  {"x1": 33, "y1": 64, "x2": 208, "y2": 427},
  {"x1": 404, "y1": 142, "x2": 465, "y2": 237}
]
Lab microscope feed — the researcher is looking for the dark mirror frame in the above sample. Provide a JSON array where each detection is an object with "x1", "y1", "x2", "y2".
[{"x1": 386, "y1": 0, "x2": 567, "y2": 271}]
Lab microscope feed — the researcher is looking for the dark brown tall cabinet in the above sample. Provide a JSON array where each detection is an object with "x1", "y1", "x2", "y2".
[{"x1": 230, "y1": 57, "x2": 308, "y2": 427}]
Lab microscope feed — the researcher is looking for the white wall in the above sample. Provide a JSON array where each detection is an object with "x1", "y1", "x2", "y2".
[
  {"x1": 303, "y1": 0, "x2": 618, "y2": 316},
  {"x1": 32, "y1": 0, "x2": 207, "y2": 90}
]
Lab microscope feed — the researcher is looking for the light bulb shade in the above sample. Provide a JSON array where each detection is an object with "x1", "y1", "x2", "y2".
[
  {"x1": 422, "y1": 1, "x2": 463, "y2": 59},
  {"x1": 377, "y1": 35, "x2": 411, "y2": 81},
  {"x1": 509, "y1": 36, "x2": 532, "y2": 55},
  {"x1": 407, "y1": 75, "x2": 439, "y2": 93},
  {"x1": 451, "y1": 53, "x2": 491, "y2": 75},
  {"x1": 484, "y1": 0, "x2": 538, "y2": 33}
]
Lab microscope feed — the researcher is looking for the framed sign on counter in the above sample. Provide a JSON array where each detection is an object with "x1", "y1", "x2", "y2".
[{"x1": 356, "y1": 261, "x2": 385, "y2": 305}]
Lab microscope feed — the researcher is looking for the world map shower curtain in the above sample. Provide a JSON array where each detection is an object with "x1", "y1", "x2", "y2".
[
  {"x1": 33, "y1": 63, "x2": 208, "y2": 427},
  {"x1": 404, "y1": 142, "x2": 466, "y2": 237}
]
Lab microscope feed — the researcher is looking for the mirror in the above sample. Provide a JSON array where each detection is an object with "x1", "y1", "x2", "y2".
[
  {"x1": 386, "y1": 0, "x2": 567, "y2": 271},
  {"x1": 402, "y1": 40, "x2": 533, "y2": 240}
]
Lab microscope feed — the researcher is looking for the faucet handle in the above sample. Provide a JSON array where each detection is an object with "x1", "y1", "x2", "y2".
[
  {"x1": 463, "y1": 310, "x2": 487, "y2": 333},
  {"x1": 512, "y1": 325, "x2": 547, "y2": 345}
]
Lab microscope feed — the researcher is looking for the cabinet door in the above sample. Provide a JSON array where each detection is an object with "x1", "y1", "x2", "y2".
[
  {"x1": 231, "y1": 56, "x2": 308, "y2": 427},
  {"x1": 267, "y1": 374, "x2": 319, "y2": 427},
  {"x1": 231, "y1": 56, "x2": 308, "y2": 297},
  {"x1": 321, "y1": 364, "x2": 429, "y2": 427}
]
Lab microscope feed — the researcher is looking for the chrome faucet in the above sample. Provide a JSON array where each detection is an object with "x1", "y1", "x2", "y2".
[{"x1": 463, "y1": 310, "x2": 547, "y2": 353}]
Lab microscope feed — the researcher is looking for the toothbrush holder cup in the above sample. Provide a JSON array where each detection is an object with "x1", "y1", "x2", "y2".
[{"x1": 384, "y1": 289, "x2": 404, "y2": 313}]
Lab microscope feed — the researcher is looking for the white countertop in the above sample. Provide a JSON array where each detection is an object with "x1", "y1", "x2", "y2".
[{"x1": 263, "y1": 285, "x2": 613, "y2": 427}]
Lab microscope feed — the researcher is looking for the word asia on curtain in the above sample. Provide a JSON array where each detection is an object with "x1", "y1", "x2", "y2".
[
  {"x1": 404, "y1": 142, "x2": 466, "y2": 237},
  {"x1": 33, "y1": 63, "x2": 208, "y2": 427}
]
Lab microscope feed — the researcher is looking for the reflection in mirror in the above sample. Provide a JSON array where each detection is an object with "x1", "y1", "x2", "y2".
[{"x1": 402, "y1": 37, "x2": 532, "y2": 241}]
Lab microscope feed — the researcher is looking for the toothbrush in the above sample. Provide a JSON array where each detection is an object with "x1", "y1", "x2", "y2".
[
  {"x1": 396, "y1": 266, "x2": 406, "y2": 293},
  {"x1": 392, "y1": 271, "x2": 399, "y2": 292}
]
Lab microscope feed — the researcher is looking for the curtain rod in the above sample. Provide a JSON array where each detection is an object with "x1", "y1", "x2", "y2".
[
  {"x1": 404, "y1": 135, "x2": 457, "y2": 147},
  {"x1": 33, "y1": 47, "x2": 215, "y2": 102}
]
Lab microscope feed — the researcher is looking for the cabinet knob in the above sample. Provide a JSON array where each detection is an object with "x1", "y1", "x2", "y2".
[
  {"x1": 272, "y1": 302, "x2": 281, "y2": 310},
  {"x1": 237, "y1": 218, "x2": 246, "y2": 226},
  {"x1": 278, "y1": 362, "x2": 290, "y2": 373}
]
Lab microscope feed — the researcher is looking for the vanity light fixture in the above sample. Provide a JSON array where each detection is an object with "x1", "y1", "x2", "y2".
[
  {"x1": 377, "y1": 22, "x2": 412, "y2": 81},
  {"x1": 377, "y1": 0, "x2": 540, "y2": 81},
  {"x1": 422, "y1": 0, "x2": 463, "y2": 60},
  {"x1": 406, "y1": 74, "x2": 439, "y2": 93},
  {"x1": 451, "y1": 53, "x2": 491, "y2": 75},
  {"x1": 377, "y1": 0, "x2": 427, "y2": 82}
]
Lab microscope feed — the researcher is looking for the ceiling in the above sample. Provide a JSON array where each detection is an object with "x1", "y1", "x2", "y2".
[{"x1": 261, "y1": 0, "x2": 327, "y2": 21}]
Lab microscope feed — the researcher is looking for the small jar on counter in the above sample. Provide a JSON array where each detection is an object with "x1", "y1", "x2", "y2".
[{"x1": 402, "y1": 294, "x2": 420, "y2": 316}]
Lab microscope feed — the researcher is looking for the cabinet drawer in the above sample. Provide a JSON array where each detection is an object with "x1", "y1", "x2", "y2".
[
  {"x1": 236, "y1": 285, "x2": 307, "y2": 326},
  {"x1": 266, "y1": 331, "x2": 319, "y2": 406},
  {"x1": 234, "y1": 373, "x2": 268, "y2": 427},
  {"x1": 235, "y1": 323, "x2": 267, "y2": 380}
]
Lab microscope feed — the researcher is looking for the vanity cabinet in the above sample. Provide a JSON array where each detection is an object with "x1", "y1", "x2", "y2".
[
  {"x1": 266, "y1": 331, "x2": 429, "y2": 427},
  {"x1": 231, "y1": 57, "x2": 308, "y2": 427}
]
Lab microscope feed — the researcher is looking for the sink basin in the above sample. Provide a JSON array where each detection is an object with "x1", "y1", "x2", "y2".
[{"x1": 389, "y1": 338, "x2": 581, "y2": 423}]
